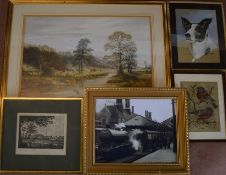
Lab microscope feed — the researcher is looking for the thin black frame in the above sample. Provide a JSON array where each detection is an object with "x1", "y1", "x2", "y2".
[
  {"x1": 169, "y1": 3, "x2": 226, "y2": 69},
  {"x1": 171, "y1": 70, "x2": 226, "y2": 140},
  {"x1": 0, "y1": 98, "x2": 82, "y2": 173}
]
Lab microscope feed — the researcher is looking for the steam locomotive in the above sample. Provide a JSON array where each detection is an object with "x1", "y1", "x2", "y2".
[{"x1": 95, "y1": 128, "x2": 172, "y2": 161}]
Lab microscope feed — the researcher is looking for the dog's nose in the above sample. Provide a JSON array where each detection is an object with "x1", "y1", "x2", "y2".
[{"x1": 185, "y1": 33, "x2": 190, "y2": 38}]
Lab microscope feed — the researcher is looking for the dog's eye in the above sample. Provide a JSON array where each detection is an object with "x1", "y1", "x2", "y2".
[
  {"x1": 194, "y1": 30, "x2": 205, "y2": 41},
  {"x1": 195, "y1": 25, "x2": 207, "y2": 34},
  {"x1": 185, "y1": 33, "x2": 191, "y2": 38},
  {"x1": 195, "y1": 26, "x2": 202, "y2": 33}
]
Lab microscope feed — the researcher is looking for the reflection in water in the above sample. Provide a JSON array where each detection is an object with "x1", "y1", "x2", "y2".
[{"x1": 21, "y1": 69, "x2": 151, "y2": 97}]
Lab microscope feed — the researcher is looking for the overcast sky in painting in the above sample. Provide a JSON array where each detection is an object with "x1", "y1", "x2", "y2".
[
  {"x1": 24, "y1": 16, "x2": 151, "y2": 67},
  {"x1": 96, "y1": 99, "x2": 175, "y2": 122}
]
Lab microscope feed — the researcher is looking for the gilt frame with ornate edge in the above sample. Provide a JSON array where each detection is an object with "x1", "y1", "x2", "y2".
[
  {"x1": 0, "y1": 97, "x2": 83, "y2": 174},
  {"x1": 2, "y1": 0, "x2": 171, "y2": 99},
  {"x1": 85, "y1": 88, "x2": 189, "y2": 175}
]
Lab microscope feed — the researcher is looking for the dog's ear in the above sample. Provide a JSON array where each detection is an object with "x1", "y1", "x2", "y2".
[
  {"x1": 198, "y1": 18, "x2": 212, "y2": 31},
  {"x1": 181, "y1": 17, "x2": 191, "y2": 31}
]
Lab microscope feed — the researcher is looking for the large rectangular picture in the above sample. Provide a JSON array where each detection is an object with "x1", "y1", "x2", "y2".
[
  {"x1": 95, "y1": 98, "x2": 176, "y2": 163},
  {"x1": 6, "y1": 3, "x2": 168, "y2": 97},
  {"x1": 16, "y1": 113, "x2": 67, "y2": 155},
  {"x1": 169, "y1": 3, "x2": 226, "y2": 69},
  {"x1": 173, "y1": 72, "x2": 226, "y2": 140},
  {"x1": 86, "y1": 88, "x2": 189, "y2": 174},
  {"x1": 21, "y1": 17, "x2": 152, "y2": 97}
]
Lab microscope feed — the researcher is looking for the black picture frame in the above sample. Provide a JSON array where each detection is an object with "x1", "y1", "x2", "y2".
[
  {"x1": 0, "y1": 98, "x2": 82, "y2": 173},
  {"x1": 172, "y1": 70, "x2": 226, "y2": 140},
  {"x1": 169, "y1": 3, "x2": 226, "y2": 69}
]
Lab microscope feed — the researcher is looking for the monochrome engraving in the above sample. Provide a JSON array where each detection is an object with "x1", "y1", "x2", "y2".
[{"x1": 16, "y1": 113, "x2": 67, "y2": 155}]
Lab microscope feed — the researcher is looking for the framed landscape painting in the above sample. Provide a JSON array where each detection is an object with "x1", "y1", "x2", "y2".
[
  {"x1": 5, "y1": 0, "x2": 169, "y2": 98},
  {"x1": 85, "y1": 88, "x2": 189, "y2": 174},
  {"x1": 173, "y1": 72, "x2": 226, "y2": 140},
  {"x1": 169, "y1": 3, "x2": 226, "y2": 69},
  {"x1": 0, "y1": 98, "x2": 82, "y2": 173}
]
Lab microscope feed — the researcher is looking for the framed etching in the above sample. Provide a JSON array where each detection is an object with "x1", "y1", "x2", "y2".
[
  {"x1": 173, "y1": 72, "x2": 226, "y2": 140},
  {"x1": 169, "y1": 2, "x2": 226, "y2": 69},
  {"x1": 85, "y1": 88, "x2": 189, "y2": 174},
  {"x1": 15, "y1": 113, "x2": 67, "y2": 156},
  {"x1": 0, "y1": 98, "x2": 82, "y2": 173},
  {"x1": 4, "y1": 0, "x2": 170, "y2": 98}
]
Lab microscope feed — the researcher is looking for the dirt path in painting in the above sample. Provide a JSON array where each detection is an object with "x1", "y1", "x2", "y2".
[
  {"x1": 57, "y1": 71, "x2": 117, "y2": 97},
  {"x1": 21, "y1": 70, "x2": 117, "y2": 97}
]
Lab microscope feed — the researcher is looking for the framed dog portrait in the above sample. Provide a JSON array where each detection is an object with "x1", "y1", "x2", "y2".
[
  {"x1": 173, "y1": 71, "x2": 226, "y2": 140},
  {"x1": 85, "y1": 88, "x2": 189, "y2": 174},
  {"x1": 0, "y1": 98, "x2": 83, "y2": 173},
  {"x1": 169, "y1": 2, "x2": 226, "y2": 69},
  {"x1": 3, "y1": 0, "x2": 170, "y2": 98}
]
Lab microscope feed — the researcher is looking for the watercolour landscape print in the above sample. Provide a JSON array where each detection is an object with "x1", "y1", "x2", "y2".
[{"x1": 21, "y1": 16, "x2": 152, "y2": 97}]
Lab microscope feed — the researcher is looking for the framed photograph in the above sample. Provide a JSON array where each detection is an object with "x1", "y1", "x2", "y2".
[
  {"x1": 4, "y1": 0, "x2": 170, "y2": 98},
  {"x1": 169, "y1": 2, "x2": 226, "y2": 69},
  {"x1": 173, "y1": 71, "x2": 226, "y2": 140},
  {"x1": 0, "y1": 98, "x2": 82, "y2": 173},
  {"x1": 85, "y1": 88, "x2": 189, "y2": 174}
]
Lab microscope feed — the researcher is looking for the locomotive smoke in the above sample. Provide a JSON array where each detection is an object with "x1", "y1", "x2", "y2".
[{"x1": 129, "y1": 129, "x2": 143, "y2": 151}]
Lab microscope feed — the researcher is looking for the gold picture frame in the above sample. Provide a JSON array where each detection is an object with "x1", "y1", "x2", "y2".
[
  {"x1": 2, "y1": 0, "x2": 171, "y2": 98},
  {"x1": 0, "y1": 97, "x2": 83, "y2": 174},
  {"x1": 85, "y1": 88, "x2": 189, "y2": 175}
]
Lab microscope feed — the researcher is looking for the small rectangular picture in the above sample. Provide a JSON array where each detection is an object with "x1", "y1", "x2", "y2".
[
  {"x1": 174, "y1": 73, "x2": 226, "y2": 140},
  {"x1": 16, "y1": 113, "x2": 67, "y2": 155},
  {"x1": 169, "y1": 3, "x2": 226, "y2": 68},
  {"x1": 95, "y1": 98, "x2": 177, "y2": 163},
  {"x1": 181, "y1": 82, "x2": 220, "y2": 132}
]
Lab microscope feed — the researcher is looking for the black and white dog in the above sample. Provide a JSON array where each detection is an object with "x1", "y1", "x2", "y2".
[{"x1": 181, "y1": 17, "x2": 216, "y2": 62}]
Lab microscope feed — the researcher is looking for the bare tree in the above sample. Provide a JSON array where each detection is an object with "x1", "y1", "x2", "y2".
[
  {"x1": 104, "y1": 31, "x2": 137, "y2": 74},
  {"x1": 123, "y1": 41, "x2": 137, "y2": 73}
]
